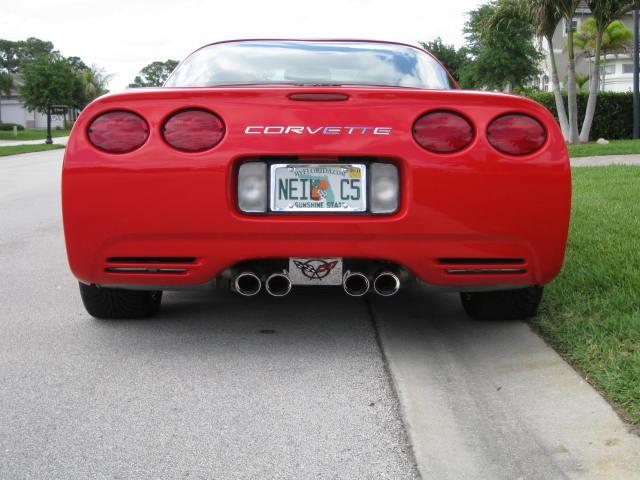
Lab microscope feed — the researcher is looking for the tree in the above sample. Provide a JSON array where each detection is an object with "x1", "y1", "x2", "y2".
[
  {"x1": 79, "y1": 66, "x2": 112, "y2": 105},
  {"x1": 577, "y1": 1, "x2": 640, "y2": 142},
  {"x1": 574, "y1": 19, "x2": 632, "y2": 89},
  {"x1": 128, "y1": 60, "x2": 179, "y2": 87},
  {"x1": 0, "y1": 37, "x2": 111, "y2": 113},
  {"x1": 553, "y1": 0, "x2": 583, "y2": 143},
  {"x1": 576, "y1": 74, "x2": 590, "y2": 90},
  {"x1": 482, "y1": 0, "x2": 570, "y2": 139},
  {"x1": 460, "y1": 2, "x2": 542, "y2": 91},
  {"x1": 0, "y1": 37, "x2": 56, "y2": 73},
  {"x1": 15, "y1": 37, "x2": 55, "y2": 63},
  {"x1": 420, "y1": 38, "x2": 470, "y2": 84},
  {"x1": 65, "y1": 55, "x2": 89, "y2": 73},
  {"x1": 600, "y1": 20, "x2": 633, "y2": 88},
  {"x1": 62, "y1": 57, "x2": 111, "y2": 109},
  {"x1": 0, "y1": 71, "x2": 13, "y2": 123},
  {"x1": 0, "y1": 39, "x2": 18, "y2": 73},
  {"x1": 483, "y1": 0, "x2": 640, "y2": 142},
  {"x1": 20, "y1": 55, "x2": 80, "y2": 114}
]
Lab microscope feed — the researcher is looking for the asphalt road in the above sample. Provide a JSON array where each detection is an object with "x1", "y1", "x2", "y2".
[{"x1": 1, "y1": 150, "x2": 639, "y2": 480}]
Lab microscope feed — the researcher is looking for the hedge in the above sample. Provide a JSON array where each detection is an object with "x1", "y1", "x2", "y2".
[
  {"x1": 0, "y1": 123, "x2": 25, "y2": 131},
  {"x1": 526, "y1": 91, "x2": 632, "y2": 141}
]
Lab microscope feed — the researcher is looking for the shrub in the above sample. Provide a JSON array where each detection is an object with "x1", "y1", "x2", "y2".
[
  {"x1": 0, "y1": 123, "x2": 25, "y2": 131},
  {"x1": 526, "y1": 91, "x2": 633, "y2": 141}
]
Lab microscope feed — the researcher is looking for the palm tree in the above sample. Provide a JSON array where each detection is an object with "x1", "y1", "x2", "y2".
[
  {"x1": 551, "y1": 0, "x2": 582, "y2": 144},
  {"x1": 576, "y1": 74, "x2": 590, "y2": 90},
  {"x1": 483, "y1": 0, "x2": 569, "y2": 139},
  {"x1": 573, "y1": 17, "x2": 600, "y2": 82},
  {"x1": 534, "y1": 0, "x2": 570, "y2": 140},
  {"x1": 481, "y1": 0, "x2": 640, "y2": 143},
  {"x1": 600, "y1": 20, "x2": 633, "y2": 89},
  {"x1": 575, "y1": 19, "x2": 632, "y2": 90},
  {"x1": 580, "y1": 0, "x2": 640, "y2": 143},
  {"x1": 80, "y1": 66, "x2": 112, "y2": 104},
  {"x1": 0, "y1": 72, "x2": 14, "y2": 124}
]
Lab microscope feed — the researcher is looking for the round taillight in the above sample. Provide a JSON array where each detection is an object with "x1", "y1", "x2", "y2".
[
  {"x1": 487, "y1": 114, "x2": 547, "y2": 156},
  {"x1": 413, "y1": 111, "x2": 475, "y2": 153},
  {"x1": 87, "y1": 111, "x2": 149, "y2": 153},
  {"x1": 162, "y1": 109, "x2": 225, "y2": 152}
]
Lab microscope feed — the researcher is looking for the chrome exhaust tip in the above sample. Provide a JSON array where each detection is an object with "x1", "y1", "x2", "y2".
[
  {"x1": 343, "y1": 271, "x2": 370, "y2": 297},
  {"x1": 373, "y1": 271, "x2": 401, "y2": 297},
  {"x1": 265, "y1": 271, "x2": 292, "y2": 297},
  {"x1": 233, "y1": 272, "x2": 262, "y2": 297}
]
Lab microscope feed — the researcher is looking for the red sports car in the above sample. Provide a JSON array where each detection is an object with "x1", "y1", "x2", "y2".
[{"x1": 62, "y1": 39, "x2": 571, "y2": 320}]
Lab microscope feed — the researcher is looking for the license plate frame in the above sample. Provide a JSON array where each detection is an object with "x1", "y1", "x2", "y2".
[
  {"x1": 270, "y1": 163, "x2": 367, "y2": 213},
  {"x1": 288, "y1": 258, "x2": 343, "y2": 286}
]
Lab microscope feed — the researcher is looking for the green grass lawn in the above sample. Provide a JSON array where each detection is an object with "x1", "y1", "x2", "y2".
[
  {"x1": 0, "y1": 144, "x2": 65, "y2": 156},
  {"x1": 535, "y1": 166, "x2": 640, "y2": 424},
  {"x1": 0, "y1": 129, "x2": 70, "y2": 141},
  {"x1": 568, "y1": 139, "x2": 640, "y2": 158}
]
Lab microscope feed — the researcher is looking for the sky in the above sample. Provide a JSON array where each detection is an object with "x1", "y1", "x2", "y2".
[{"x1": 0, "y1": 0, "x2": 484, "y2": 92}]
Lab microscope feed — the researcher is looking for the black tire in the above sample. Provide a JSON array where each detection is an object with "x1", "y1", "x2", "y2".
[
  {"x1": 79, "y1": 283, "x2": 162, "y2": 319},
  {"x1": 460, "y1": 286, "x2": 543, "y2": 321}
]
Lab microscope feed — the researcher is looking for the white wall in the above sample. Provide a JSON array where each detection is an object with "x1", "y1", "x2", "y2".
[
  {"x1": 600, "y1": 56, "x2": 634, "y2": 93},
  {"x1": 0, "y1": 99, "x2": 25, "y2": 125},
  {"x1": 34, "y1": 111, "x2": 65, "y2": 129},
  {"x1": 604, "y1": 76, "x2": 632, "y2": 93},
  {"x1": 0, "y1": 99, "x2": 65, "y2": 129}
]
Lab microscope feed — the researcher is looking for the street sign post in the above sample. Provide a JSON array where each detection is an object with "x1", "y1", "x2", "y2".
[
  {"x1": 46, "y1": 105, "x2": 68, "y2": 145},
  {"x1": 634, "y1": 10, "x2": 639, "y2": 139}
]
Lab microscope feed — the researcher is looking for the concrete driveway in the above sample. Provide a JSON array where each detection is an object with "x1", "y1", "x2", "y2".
[{"x1": 1, "y1": 150, "x2": 639, "y2": 479}]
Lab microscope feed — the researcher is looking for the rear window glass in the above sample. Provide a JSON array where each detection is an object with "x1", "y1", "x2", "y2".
[{"x1": 165, "y1": 40, "x2": 453, "y2": 90}]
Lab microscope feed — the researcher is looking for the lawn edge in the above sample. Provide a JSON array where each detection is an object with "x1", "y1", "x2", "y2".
[
  {"x1": 0, "y1": 144, "x2": 66, "y2": 157},
  {"x1": 528, "y1": 320, "x2": 640, "y2": 435}
]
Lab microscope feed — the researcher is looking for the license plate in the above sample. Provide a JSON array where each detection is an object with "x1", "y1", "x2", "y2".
[
  {"x1": 270, "y1": 164, "x2": 367, "y2": 212},
  {"x1": 288, "y1": 258, "x2": 343, "y2": 285}
]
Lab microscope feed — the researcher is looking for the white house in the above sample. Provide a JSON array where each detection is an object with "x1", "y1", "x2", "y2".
[
  {"x1": 537, "y1": 2, "x2": 636, "y2": 93},
  {"x1": 0, "y1": 74, "x2": 65, "y2": 129},
  {"x1": 598, "y1": 53, "x2": 636, "y2": 92}
]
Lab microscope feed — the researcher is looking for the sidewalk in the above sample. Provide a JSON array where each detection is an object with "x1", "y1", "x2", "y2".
[
  {"x1": 0, "y1": 136, "x2": 69, "y2": 147},
  {"x1": 571, "y1": 154, "x2": 640, "y2": 167}
]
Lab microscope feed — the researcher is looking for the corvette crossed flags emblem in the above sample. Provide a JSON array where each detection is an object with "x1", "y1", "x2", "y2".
[{"x1": 293, "y1": 259, "x2": 339, "y2": 280}]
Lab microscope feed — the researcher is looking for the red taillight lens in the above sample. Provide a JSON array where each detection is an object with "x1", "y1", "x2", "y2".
[
  {"x1": 413, "y1": 111, "x2": 475, "y2": 153},
  {"x1": 487, "y1": 114, "x2": 547, "y2": 156},
  {"x1": 87, "y1": 111, "x2": 149, "y2": 153},
  {"x1": 162, "y1": 109, "x2": 225, "y2": 152}
]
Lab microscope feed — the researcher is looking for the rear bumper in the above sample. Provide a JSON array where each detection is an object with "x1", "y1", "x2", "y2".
[{"x1": 62, "y1": 153, "x2": 570, "y2": 290}]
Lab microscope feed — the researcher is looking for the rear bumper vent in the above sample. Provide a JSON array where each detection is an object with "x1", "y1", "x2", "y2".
[
  {"x1": 105, "y1": 267, "x2": 188, "y2": 274},
  {"x1": 104, "y1": 257, "x2": 197, "y2": 275},
  {"x1": 438, "y1": 258, "x2": 527, "y2": 275},
  {"x1": 445, "y1": 268, "x2": 527, "y2": 275},
  {"x1": 438, "y1": 258, "x2": 524, "y2": 265},
  {"x1": 106, "y1": 257, "x2": 196, "y2": 264}
]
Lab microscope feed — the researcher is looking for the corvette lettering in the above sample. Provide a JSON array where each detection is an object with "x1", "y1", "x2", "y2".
[{"x1": 244, "y1": 126, "x2": 392, "y2": 135}]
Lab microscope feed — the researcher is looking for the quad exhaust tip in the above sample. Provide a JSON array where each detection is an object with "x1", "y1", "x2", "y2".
[
  {"x1": 343, "y1": 271, "x2": 370, "y2": 297},
  {"x1": 373, "y1": 271, "x2": 401, "y2": 297},
  {"x1": 265, "y1": 272, "x2": 292, "y2": 297},
  {"x1": 232, "y1": 267, "x2": 401, "y2": 297},
  {"x1": 233, "y1": 272, "x2": 262, "y2": 297}
]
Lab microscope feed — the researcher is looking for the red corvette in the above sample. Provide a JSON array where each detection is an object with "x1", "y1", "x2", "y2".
[{"x1": 62, "y1": 39, "x2": 571, "y2": 320}]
